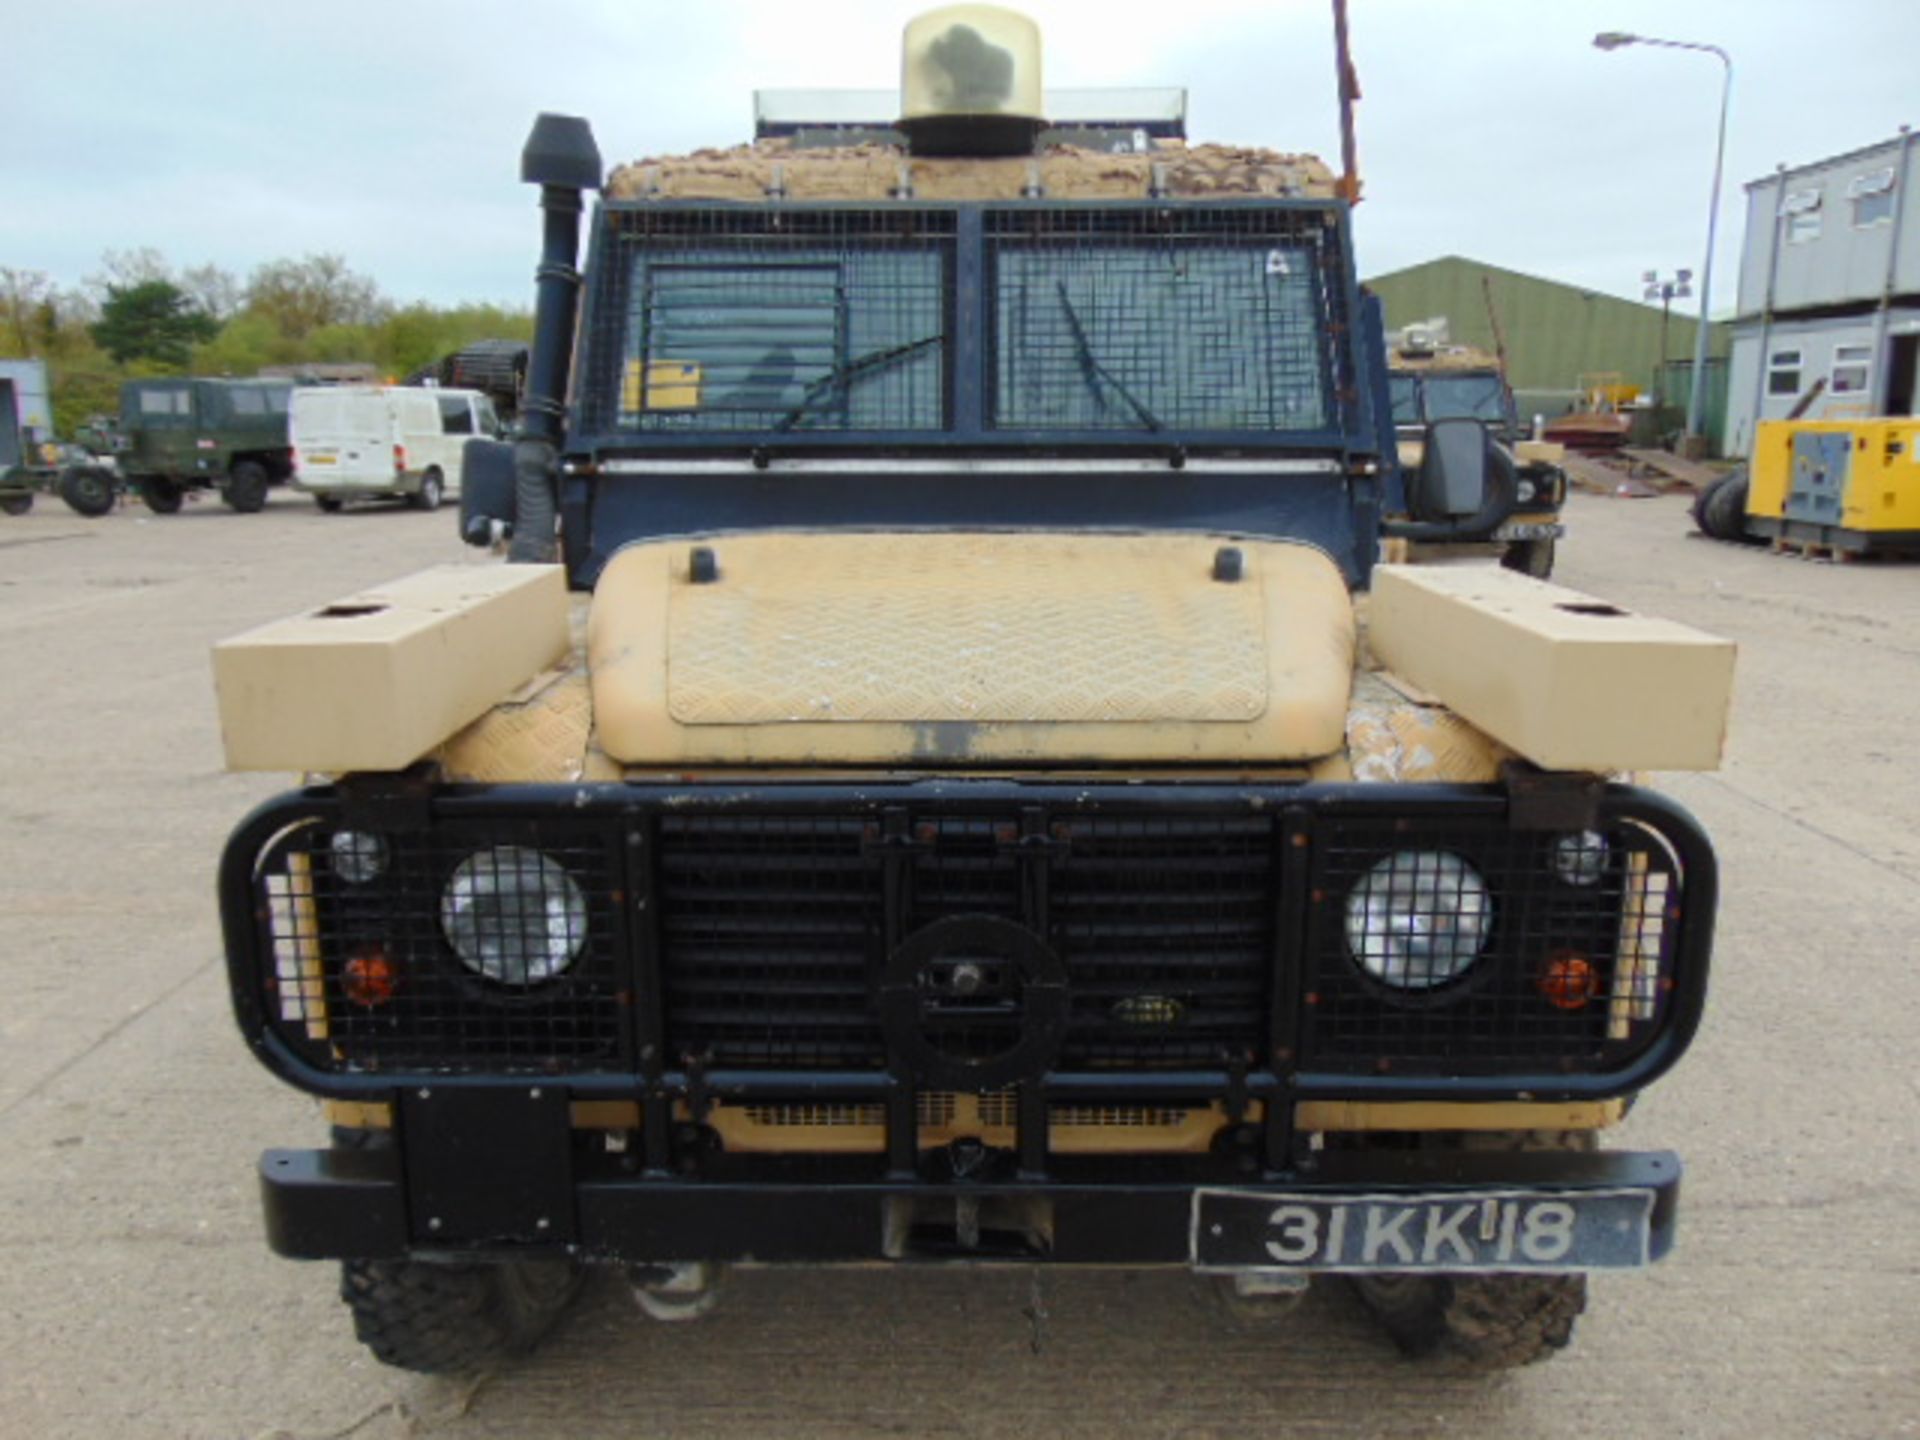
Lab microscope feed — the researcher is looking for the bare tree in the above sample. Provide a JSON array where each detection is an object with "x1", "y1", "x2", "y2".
[
  {"x1": 244, "y1": 254, "x2": 389, "y2": 339},
  {"x1": 180, "y1": 263, "x2": 244, "y2": 323},
  {"x1": 88, "y1": 247, "x2": 174, "y2": 298}
]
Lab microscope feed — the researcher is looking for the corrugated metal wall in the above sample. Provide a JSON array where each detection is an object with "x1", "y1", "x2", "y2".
[{"x1": 1363, "y1": 256, "x2": 1730, "y2": 398}]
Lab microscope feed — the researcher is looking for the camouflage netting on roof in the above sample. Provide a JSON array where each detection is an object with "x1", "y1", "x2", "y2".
[
  {"x1": 1390, "y1": 345, "x2": 1503, "y2": 373},
  {"x1": 604, "y1": 139, "x2": 1337, "y2": 203}
]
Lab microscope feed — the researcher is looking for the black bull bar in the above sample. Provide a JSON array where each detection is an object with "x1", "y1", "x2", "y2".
[{"x1": 262, "y1": 1141, "x2": 1679, "y2": 1269}]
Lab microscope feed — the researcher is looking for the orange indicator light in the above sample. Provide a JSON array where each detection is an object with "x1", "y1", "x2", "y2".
[
  {"x1": 1538, "y1": 951, "x2": 1600, "y2": 1011},
  {"x1": 343, "y1": 947, "x2": 398, "y2": 1007}
]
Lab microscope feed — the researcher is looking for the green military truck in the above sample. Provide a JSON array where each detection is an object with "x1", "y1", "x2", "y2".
[{"x1": 60, "y1": 377, "x2": 296, "y2": 517}]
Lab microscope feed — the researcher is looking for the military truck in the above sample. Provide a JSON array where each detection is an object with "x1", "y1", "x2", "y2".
[
  {"x1": 61, "y1": 376, "x2": 295, "y2": 517},
  {"x1": 1384, "y1": 321, "x2": 1568, "y2": 577},
  {"x1": 214, "y1": 4, "x2": 1732, "y2": 1377}
]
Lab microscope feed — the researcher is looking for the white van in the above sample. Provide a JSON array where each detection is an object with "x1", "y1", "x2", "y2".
[{"x1": 291, "y1": 386, "x2": 502, "y2": 511}]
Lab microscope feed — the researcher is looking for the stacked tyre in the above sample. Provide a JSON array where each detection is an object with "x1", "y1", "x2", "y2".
[{"x1": 1692, "y1": 470, "x2": 1762, "y2": 544}]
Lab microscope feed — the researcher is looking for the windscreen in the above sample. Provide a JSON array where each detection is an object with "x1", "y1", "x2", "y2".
[
  {"x1": 1419, "y1": 373, "x2": 1512, "y2": 426},
  {"x1": 1387, "y1": 373, "x2": 1419, "y2": 425},
  {"x1": 988, "y1": 215, "x2": 1335, "y2": 433},
  {"x1": 580, "y1": 203, "x2": 1355, "y2": 444},
  {"x1": 610, "y1": 224, "x2": 949, "y2": 434}
]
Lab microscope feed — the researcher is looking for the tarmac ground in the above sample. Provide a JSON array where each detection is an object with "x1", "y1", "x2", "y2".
[{"x1": 0, "y1": 487, "x2": 1914, "y2": 1438}]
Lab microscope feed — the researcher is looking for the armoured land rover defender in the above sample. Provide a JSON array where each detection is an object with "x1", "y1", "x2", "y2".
[
  {"x1": 60, "y1": 376, "x2": 295, "y2": 517},
  {"x1": 1385, "y1": 322, "x2": 1568, "y2": 577},
  {"x1": 215, "y1": 6, "x2": 1731, "y2": 1376}
]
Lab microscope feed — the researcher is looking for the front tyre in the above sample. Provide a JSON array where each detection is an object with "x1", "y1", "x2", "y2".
[
  {"x1": 1353, "y1": 1271, "x2": 1586, "y2": 1370},
  {"x1": 1501, "y1": 536, "x2": 1555, "y2": 578},
  {"x1": 1347, "y1": 1128, "x2": 1592, "y2": 1368},
  {"x1": 340, "y1": 1256, "x2": 584, "y2": 1374},
  {"x1": 1, "y1": 492, "x2": 32, "y2": 516}
]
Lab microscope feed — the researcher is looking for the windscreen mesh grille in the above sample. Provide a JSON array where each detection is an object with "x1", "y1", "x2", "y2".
[
  {"x1": 985, "y1": 207, "x2": 1347, "y2": 433},
  {"x1": 580, "y1": 208, "x2": 953, "y2": 436}
]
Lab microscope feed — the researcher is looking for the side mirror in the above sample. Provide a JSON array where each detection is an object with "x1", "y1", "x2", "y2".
[
  {"x1": 1408, "y1": 417, "x2": 1492, "y2": 522},
  {"x1": 459, "y1": 437, "x2": 516, "y2": 546}
]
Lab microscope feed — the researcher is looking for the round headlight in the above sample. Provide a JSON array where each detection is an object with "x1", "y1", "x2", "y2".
[
  {"x1": 1515, "y1": 478, "x2": 1538, "y2": 504},
  {"x1": 440, "y1": 846, "x2": 588, "y2": 985},
  {"x1": 1344, "y1": 851, "x2": 1493, "y2": 990}
]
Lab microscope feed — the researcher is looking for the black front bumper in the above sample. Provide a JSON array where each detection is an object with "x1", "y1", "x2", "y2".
[{"x1": 262, "y1": 1143, "x2": 1679, "y2": 1270}]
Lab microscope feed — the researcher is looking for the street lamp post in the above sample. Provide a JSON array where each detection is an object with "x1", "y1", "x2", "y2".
[
  {"x1": 1643, "y1": 268, "x2": 1693, "y2": 412},
  {"x1": 1596, "y1": 31, "x2": 1732, "y2": 456}
]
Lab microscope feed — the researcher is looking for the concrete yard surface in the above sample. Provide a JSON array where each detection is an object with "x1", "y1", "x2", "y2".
[{"x1": 0, "y1": 489, "x2": 1915, "y2": 1439}]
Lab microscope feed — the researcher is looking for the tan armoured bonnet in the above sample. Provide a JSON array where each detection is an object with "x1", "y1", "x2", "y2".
[{"x1": 588, "y1": 532, "x2": 1355, "y2": 766}]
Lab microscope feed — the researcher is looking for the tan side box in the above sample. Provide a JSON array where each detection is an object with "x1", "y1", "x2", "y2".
[
  {"x1": 213, "y1": 565, "x2": 569, "y2": 773},
  {"x1": 1369, "y1": 565, "x2": 1734, "y2": 772}
]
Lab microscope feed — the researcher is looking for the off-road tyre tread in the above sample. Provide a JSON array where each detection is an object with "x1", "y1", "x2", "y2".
[
  {"x1": 0, "y1": 492, "x2": 32, "y2": 516},
  {"x1": 1357, "y1": 1272, "x2": 1587, "y2": 1370},
  {"x1": 1500, "y1": 536, "x2": 1555, "y2": 578},
  {"x1": 1351, "y1": 1128, "x2": 1593, "y2": 1369},
  {"x1": 340, "y1": 1257, "x2": 582, "y2": 1374}
]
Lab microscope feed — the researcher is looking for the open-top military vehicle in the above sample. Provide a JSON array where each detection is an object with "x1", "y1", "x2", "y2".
[
  {"x1": 60, "y1": 376, "x2": 295, "y2": 517},
  {"x1": 1384, "y1": 320, "x2": 1568, "y2": 577},
  {"x1": 215, "y1": 5, "x2": 1731, "y2": 1376}
]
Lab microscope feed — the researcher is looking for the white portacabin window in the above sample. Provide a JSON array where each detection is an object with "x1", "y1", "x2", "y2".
[
  {"x1": 1767, "y1": 348, "x2": 1804, "y2": 397},
  {"x1": 1849, "y1": 167, "x2": 1896, "y2": 227},
  {"x1": 1781, "y1": 187, "x2": 1823, "y2": 244},
  {"x1": 1831, "y1": 343, "x2": 1873, "y2": 396}
]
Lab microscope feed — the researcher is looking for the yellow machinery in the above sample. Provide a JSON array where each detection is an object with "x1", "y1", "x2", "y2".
[{"x1": 1746, "y1": 418, "x2": 1920, "y2": 555}]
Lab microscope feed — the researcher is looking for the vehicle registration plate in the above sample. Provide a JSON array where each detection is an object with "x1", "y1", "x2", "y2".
[
  {"x1": 1192, "y1": 1187, "x2": 1654, "y2": 1272},
  {"x1": 305, "y1": 454, "x2": 337, "y2": 465}
]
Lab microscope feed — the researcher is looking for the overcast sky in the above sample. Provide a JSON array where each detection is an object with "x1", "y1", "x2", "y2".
[{"x1": 6, "y1": 0, "x2": 1915, "y2": 320}]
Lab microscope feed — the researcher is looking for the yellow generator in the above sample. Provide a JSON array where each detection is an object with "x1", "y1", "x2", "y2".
[{"x1": 1747, "y1": 418, "x2": 1920, "y2": 555}]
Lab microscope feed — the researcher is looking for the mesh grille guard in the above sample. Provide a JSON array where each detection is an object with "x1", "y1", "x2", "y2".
[
  {"x1": 572, "y1": 199, "x2": 1364, "y2": 451},
  {"x1": 219, "y1": 781, "x2": 1714, "y2": 1105}
]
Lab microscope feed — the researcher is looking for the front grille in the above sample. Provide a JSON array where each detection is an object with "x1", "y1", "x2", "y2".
[
  {"x1": 656, "y1": 814, "x2": 878, "y2": 1067},
  {"x1": 654, "y1": 810, "x2": 1279, "y2": 1071},
  {"x1": 225, "y1": 784, "x2": 1712, "y2": 1104}
]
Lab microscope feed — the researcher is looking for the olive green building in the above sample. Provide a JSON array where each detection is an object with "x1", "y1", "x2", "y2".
[{"x1": 1364, "y1": 255, "x2": 1731, "y2": 424}]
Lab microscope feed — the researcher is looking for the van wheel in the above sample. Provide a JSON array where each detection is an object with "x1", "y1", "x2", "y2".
[
  {"x1": 59, "y1": 466, "x2": 117, "y2": 517},
  {"x1": 314, "y1": 495, "x2": 344, "y2": 513},
  {"x1": 138, "y1": 477, "x2": 184, "y2": 515},
  {"x1": 224, "y1": 460, "x2": 269, "y2": 513},
  {"x1": 1, "y1": 492, "x2": 32, "y2": 516},
  {"x1": 412, "y1": 468, "x2": 444, "y2": 512},
  {"x1": 340, "y1": 1257, "x2": 584, "y2": 1374}
]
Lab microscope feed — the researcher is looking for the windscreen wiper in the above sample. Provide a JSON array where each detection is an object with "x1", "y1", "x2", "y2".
[
  {"x1": 1055, "y1": 282, "x2": 1163, "y2": 433},
  {"x1": 773, "y1": 334, "x2": 943, "y2": 431}
]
